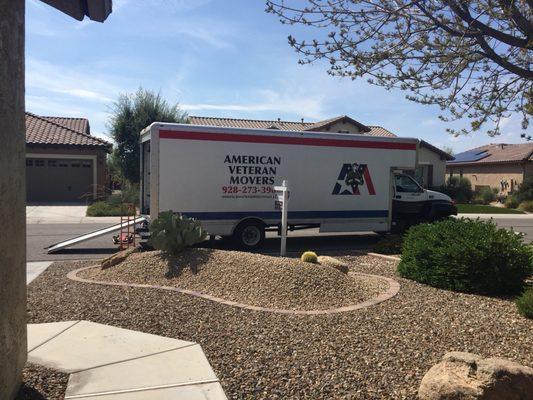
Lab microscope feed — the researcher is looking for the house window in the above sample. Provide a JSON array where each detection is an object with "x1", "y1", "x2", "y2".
[
  {"x1": 47, "y1": 160, "x2": 57, "y2": 167},
  {"x1": 35, "y1": 159, "x2": 45, "y2": 167},
  {"x1": 26, "y1": 159, "x2": 33, "y2": 167}
]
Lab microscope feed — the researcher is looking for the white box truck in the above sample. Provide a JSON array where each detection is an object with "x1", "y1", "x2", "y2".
[{"x1": 140, "y1": 123, "x2": 456, "y2": 248}]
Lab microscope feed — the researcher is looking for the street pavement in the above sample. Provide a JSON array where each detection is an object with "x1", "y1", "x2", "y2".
[{"x1": 27, "y1": 213, "x2": 533, "y2": 262}]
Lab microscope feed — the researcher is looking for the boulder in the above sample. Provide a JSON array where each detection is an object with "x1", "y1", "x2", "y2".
[
  {"x1": 317, "y1": 256, "x2": 349, "y2": 274},
  {"x1": 101, "y1": 247, "x2": 139, "y2": 269},
  {"x1": 418, "y1": 352, "x2": 533, "y2": 400}
]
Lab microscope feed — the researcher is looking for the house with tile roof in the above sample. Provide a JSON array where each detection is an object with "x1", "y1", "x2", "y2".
[
  {"x1": 189, "y1": 115, "x2": 453, "y2": 188},
  {"x1": 25, "y1": 112, "x2": 111, "y2": 202},
  {"x1": 446, "y1": 143, "x2": 533, "y2": 194}
]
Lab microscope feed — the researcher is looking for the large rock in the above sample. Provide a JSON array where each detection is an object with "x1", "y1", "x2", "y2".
[
  {"x1": 101, "y1": 247, "x2": 139, "y2": 269},
  {"x1": 418, "y1": 352, "x2": 533, "y2": 400},
  {"x1": 317, "y1": 256, "x2": 349, "y2": 274}
]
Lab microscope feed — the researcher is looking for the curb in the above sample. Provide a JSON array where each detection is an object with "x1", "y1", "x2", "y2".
[{"x1": 67, "y1": 266, "x2": 400, "y2": 316}]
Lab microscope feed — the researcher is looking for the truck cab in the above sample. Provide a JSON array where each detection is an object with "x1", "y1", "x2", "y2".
[{"x1": 392, "y1": 173, "x2": 456, "y2": 230}]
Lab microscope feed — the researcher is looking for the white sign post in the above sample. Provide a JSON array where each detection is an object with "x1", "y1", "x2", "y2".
[{"x1": 274, "y1": 180, "x2": 289, "y2": 257}]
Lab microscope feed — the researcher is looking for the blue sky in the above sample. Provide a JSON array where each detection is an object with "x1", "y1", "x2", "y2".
[{"x1": 25, "y1": 0, "x2": 526, "y2": 153}]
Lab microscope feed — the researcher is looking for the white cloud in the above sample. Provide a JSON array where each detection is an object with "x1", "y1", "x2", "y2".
[{"x1": 26, "y1": 58, "x2": 123, "y2": 103}]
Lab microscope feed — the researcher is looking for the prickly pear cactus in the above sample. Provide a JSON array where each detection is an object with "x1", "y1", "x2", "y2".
[{"x1": 149, "y1": 211, "x2": 207, "y2": 256}]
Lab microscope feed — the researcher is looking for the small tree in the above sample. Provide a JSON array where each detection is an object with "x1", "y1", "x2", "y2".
[
  {"x1": 108, "y1": 88, "x2": 188, "y2": 183},
  {"x1": 442, "y1": 176, "x2": 473, "y2": 203},
  {"x1": 514, "y1": 178, "x2": 533, "y2": 203}
]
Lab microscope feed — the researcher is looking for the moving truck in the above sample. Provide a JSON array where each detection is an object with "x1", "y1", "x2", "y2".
[{"x1": 140, "y1": 123, "x2": 456, "y2": 248}]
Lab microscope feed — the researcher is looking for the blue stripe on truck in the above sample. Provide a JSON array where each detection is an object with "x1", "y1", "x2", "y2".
[{"x1": 182, "y1": 210, "x2": 388, "y2": 220}]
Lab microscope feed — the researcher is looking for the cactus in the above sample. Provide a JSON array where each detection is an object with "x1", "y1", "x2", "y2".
[
  {"x1": 301, "y1": 251, "x2": 318, "y2": 264},
  {"x1": 149, "y1": 211, "x2": 207, "y2": 256}
]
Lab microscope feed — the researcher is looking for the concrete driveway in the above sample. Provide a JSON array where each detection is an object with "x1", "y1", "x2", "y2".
[{"x1": 27, "y1": 204, "x2": 120, "y2": 224}]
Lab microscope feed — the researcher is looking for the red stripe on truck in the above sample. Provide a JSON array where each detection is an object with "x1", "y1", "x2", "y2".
[{"x1": 159, "y1": 130, "x2": 417, "y2": 150}]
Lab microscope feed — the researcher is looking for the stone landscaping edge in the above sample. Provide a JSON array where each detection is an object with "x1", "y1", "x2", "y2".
[{"x1": 67, "y1": 265, "x2": 401, "y2": 316}]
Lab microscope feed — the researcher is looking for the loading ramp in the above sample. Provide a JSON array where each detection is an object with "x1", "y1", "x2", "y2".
[{"x1": 45, "y1": 216, "x2": 147, "y2": 254}]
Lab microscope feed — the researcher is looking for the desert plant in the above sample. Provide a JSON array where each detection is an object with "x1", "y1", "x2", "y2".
[
  {"x1": 478, "y1": 187, "x2": 495, "y2": 205},
  {"x1": 398, "y1": 218, "x2": 532, "y2": 296},
  {"x1": 149, "y1": 211, "x2": 207, "y2": 257},
  {"x1": 301, "y1": 251, "x2": 318, "y2": 263},
  {"x1": 516, "y1": 286, "x2": 533, "y2": 319},
  {"x1": 514, "y1": 179, "x2": 533, "y2": 203},
  {"x1": 86, "y1": 201, "x2": 135, "y2": 217},
  {"x1": 518, "y1": 200, "x2": 533, "y2": 212},
  {"x1": 505, "y1": 195, "x2": 520, "y2": 209},
  {"x1": 442, "y1": 176, "x2": 473, "y2": 203}
]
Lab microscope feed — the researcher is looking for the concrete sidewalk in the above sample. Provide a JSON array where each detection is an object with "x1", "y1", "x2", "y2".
[
  {"x1": 27, "y1": 205, "x2": 121, "y2": 224},
  {"x1": 27, "y1": 262, "x2": 53, "y2": 284},
  {"x1": 457, "y1": 213, "x2": 533, "y2": 219},
  {"x1": 27, "y1": 320, "x2": 226, "y2": 399}
]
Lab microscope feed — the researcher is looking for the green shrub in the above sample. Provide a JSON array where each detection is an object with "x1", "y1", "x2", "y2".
[
  {"x1": 505, "y1": 195, "x2": 520, "y2": 209},
  {"x1": 149, "y1": 211, "x2": 207, "y2": 257},
  {"x1": 516, "y1": 286, "x2": 533, "y2": 319},
  {"x1": 478, "y1": 187, "x2": 495, "y2": 205},
  {"x1": 442, "y1": 176, "x2": 473, "y2": 203},
  {"x1": 519, "y1": 200, "x2": 533, "y2": 212},
  {"x1": 301, "y1": 251, "x2": 318, "y2": 263},
  {"x1": 514, "y1": 178, "x2": 533, "y2": 203},
  {"x1": 86, "y1": 201, "x2": 135, "y2": 217},
  {"x1": 398, "y1": 218, "x2": 532, "y2": 296},
  {"x1": 373, "y1": 235, "x2": 403, "y2": 255}
]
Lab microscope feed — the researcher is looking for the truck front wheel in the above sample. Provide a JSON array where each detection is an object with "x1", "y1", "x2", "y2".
[{"x1": 233, "y1": 220, "x2": 265, "y2": 249}]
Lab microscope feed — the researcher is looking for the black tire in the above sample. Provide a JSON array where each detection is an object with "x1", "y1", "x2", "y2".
[{"x1": 233, "y1": 220, "x2": 265, "y2": 249}]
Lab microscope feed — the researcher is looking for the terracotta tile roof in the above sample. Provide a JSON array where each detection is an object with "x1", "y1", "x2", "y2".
[
  {"x1": 188, "y1": 115, "x2": 313, "y2": 131},
  {"x1": 40, "y1": 116, "x2": 89, "y2": 134},
  {"x1": 448, "y1": 143, "x2": 533, "y2": 165},
  {"x1": 367, "y1": 126, "x2": 397, "y2": 138},
  {"x1": 188, "y1": 115, "x2": 395, "y2": 137},
  {"x1": 26, "y1": 112, "x2": 110, "y2": 149}
]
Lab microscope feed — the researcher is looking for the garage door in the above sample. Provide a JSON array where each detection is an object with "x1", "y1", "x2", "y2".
[{"x1": 26, "y1": 158, "x2": 93, "y2": 202}]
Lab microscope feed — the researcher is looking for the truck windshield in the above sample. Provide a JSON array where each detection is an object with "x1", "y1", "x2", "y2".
[{"x1": 395, "y1": 174, "x2": 423, "y2": 193}]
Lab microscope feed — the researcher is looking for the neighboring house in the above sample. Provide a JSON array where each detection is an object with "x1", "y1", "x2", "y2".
[
  {"x1": 25, "y1": 112, "x2": 111, "y2": 202},
  {"x1": 189, "y1": 115, "x2": 452, "y2": 188},
  {"x1": 446, "y1": 143, "x2": 533, "y2": 194}
]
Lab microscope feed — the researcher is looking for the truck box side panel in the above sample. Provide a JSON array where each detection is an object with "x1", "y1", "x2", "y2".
[{"x1": 154, "y1": 125, "x2": 417, "y2": 235}]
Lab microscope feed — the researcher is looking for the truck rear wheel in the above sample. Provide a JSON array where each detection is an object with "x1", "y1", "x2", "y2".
[{"x1": 233, "y1": 220, "x2": 265, "y2": 249}]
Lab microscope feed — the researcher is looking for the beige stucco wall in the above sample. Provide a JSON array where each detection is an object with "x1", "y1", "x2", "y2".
[
  {"x1": 418, "y1": 146, "x2": 446, "y2": 188},
  {"x1": 0, "y1": 1, "x2": 27, "y2": 398},
  {"x1": 26, "y1": 146, "x2": 108, "y2": 199},
  {"x1": 446, "y1": 163, "x2": 526, "y2": 194}
]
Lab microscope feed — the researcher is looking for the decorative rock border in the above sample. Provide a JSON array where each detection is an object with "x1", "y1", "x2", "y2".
[
  {"x1": 68, "y1": 266, "x2": 400, "y2": 316},
  {"x1": 352, "y1": 250, "x2": 401, "y2": 262}
]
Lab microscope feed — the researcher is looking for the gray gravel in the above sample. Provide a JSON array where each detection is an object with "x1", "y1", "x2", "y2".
[
  {"x1": 27, "y1": 254, "x2": 533, "y2": 399},
  {"x1": 80, "y1": 249, "x2": 387, "y2": 310},
  {"x1": 16, "y1": 363, "x2": 68, "y2": 399}
]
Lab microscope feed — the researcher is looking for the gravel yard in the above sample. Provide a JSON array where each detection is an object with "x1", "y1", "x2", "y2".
[
  {"x1": 79, "y1": 249, "x2": 387, "y2": 310},
  {"x1": 16, "y1": 364, "x2": 68, "y2": 400},
  {"x1": 27, "y1": 254, "x2": 533, "y2": 399}
]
